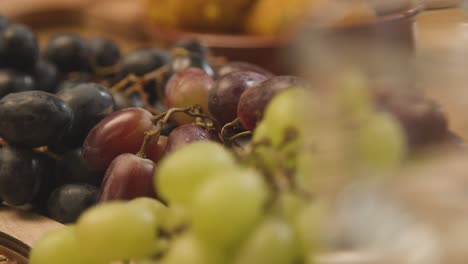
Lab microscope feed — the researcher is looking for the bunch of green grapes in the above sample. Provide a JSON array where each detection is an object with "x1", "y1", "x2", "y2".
[{"x1": 30, "y1": 71, "x2": 407, "y2": 264}]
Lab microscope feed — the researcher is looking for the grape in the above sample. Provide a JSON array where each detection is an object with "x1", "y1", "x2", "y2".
[
  {"x1": 161, "y1": 233, "x2": 225, "y2": 264},
  {"x1": 355, "y1": 112, "x2": 406, "y2": 170},
  {"x1": 29, "y1": 226, "x2": 93, "y2": 264},
  {"x1": 57, "y1": 82, "x2": 115, "y2": 147},
  {"x1": 156, "y1": 141, "x2": 237, "y2": 205},
  {"x1": 0, "y1": 24, "x2": 38, "y2": 70},
  {"x1": 192, "y1": 169, "x2": 268, "y2": 250},
  {"x1": 0, "y1": 91, "x2": 73, "y2": 147},
  {"x1": 76, "y1": 201, "x2": 158, "y2": 261},
  {"x1": 82, "y1": 107, "x2": 154, "y2": 172},
  {"x1": 47, "y1": 183, "x2": 99, "y2": 223},
  {"x1": 34, "y1": 60, "x2": 59, "y2": 93},
  {"x1": 232, "y1": 217, "x2": 298, "y2": 264},
  {"x1": 165, "y1": 124, "x2": 217, "y2": 153},
  {"x1": 238, "y1": 76, "x2": 308, "y2": 131},
  {"x1": 259, "y1": 88, "x2": 311, "y2": 145},
  {"x1": 86, "y1": 37, "x2": 121, "y2": 69},
  {"x1": 209, "y1": 71, "x2": 268, "y2": 125},
  {"x1": 169, "y1": 52, "x2": 215, "y2": 77},
  {"x1": 146, "y1": 135, "x2": 168, "y2": 163},
  {"x1": 99, "y1": 153, "x2": 156, "y2": 202},
  {"x1": 161, "y1": 120, "x2": 177, "y2": 136},
  {"x1": 128, "y1": 197, "x2": 168, "y2": 225},
  {"x1": 54, "y1": 72, "x2": 93, "y2": 93},
  {"x1": 119, "y1": 48, "x2": 169, "y2": 104},
  {"x1": 217, "y1": 61, "x2": 274, "y2": 78},
  {"x1": 55, "y1": 148, "x2": 103, "y2": 186},
  {"x1": 174, "y1": 39, "x2": 209, "y2": 56},
  {"x1": 120, "y1": 48, "x2": 169, "y2": 77},
  {"x1": 295, "y1": 201, "x2": 326, "y2": 257},
  {"x1": 44, "y1": 33, "x2": 90, "y2": 73},
  {"x1": 0, "y1": 69, "x2": 35, "y2": 98},
  {"x1": 0, "y1": 146, "x2": 52, "y2": 206},
  {"x1": 112, "y1": 92, "x2": 145, "y2": 110},
  {"x1": 375, "y1": 91, "x2": 448, "y2": 147},
  {"x1": 164, "y1": 67, "x2": 214, "y2": 124}
]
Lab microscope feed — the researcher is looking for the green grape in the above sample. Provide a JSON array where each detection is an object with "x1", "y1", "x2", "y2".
[
  {"x1": 192, "y1": 169, "x2": 268, "y2": 250},
  {"x1": 256, "y1": 88, "x2": 311, "y2": 146},
  {"x1": 161, "y1": 204, "x2": 188, "y2": 232},
  {"x1": 129, "y1": 197, "x2": 168, "y2": 225},
  {"x1": 156, "y1": 142, "x2": 238, "y2": 205},
  {"x1": 274, "y1": 192, "x2": 307, "y2": 225},
  {"x1": 337, "y1": 70, "x2": 373, "y2": 123},
  {"x1": 295, "y1": 200, "x2": 327, "y2": 258},
  {"x1": 355, "y1": 112, "x2": 406, "y2": 170},
  {"x1": 161, "y1": 233, "x2": 225, "y2": 264},
  {"x1": 295, "y1": 150, "x2": 319, "y2": 193},
  {"x1": 76, "y1": 202, "x2": 158, "y2": 262},
  {"x1": 232, "y1": 217, "x2": 298, "y2": 264},
  {"x1": 30, "y1": 226, "x2": 97, "y2": 264}
]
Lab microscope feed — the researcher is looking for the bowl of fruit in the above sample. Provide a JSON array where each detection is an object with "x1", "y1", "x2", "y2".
[
  {"x1": 144, "y1": 0, "x2": 423, "y2": 74},
  {"x1": 0, "y1": 6, "x2": 461, "y2": 263}
]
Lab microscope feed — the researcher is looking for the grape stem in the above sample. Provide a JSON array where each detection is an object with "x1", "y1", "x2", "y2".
[
  {"x1": 33, "y1": 146, "x2": 63, "y2": 160},
  {"x1": 220, "y1": 118, "x2": 242, "y2": 142},
  {"x1": 136, "y1": 105, "x2": 214, "y2": 158}
]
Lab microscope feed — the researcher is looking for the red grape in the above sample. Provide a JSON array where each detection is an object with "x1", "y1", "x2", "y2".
[
  {"x1": 82, "y1": 108, "x2": 154, "y2": 172},
  {"x1": 217, "y1": 61, "x2": 274, "y2": 78},
  {"x1": 375, "y1": 90, "x2": 448, "y2": 147},
  {"x1": 165, "y1": 124, "x2": 218, "y2": 154},
  {"x1": 208, "y1": 71, "x2": 267, "y2": 125},
  {"x1": 99, "y1": 153, "x2": 156, "y2": 202},
  {"x1": 164, "y1": 67, "x2": 214, "y2": 124},
  {"x1": 146, "y1": 135, "x2": 168, "y2": 164},
  {"x1": 237, "y1": 76, "x2": 308, "y2": 131}
]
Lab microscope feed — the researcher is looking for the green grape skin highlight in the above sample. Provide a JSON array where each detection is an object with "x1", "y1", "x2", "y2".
[
  {"x1": 191, "y1": 169, "x2": 269, "y2": 250},
  {"x1": 155, "y1": 142, "x2": 238, "y2": 205}
]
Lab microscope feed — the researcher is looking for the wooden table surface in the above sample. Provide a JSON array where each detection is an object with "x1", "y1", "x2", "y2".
[{"x1": 1, "y1": 6, "x2": 468, "y2": 249}]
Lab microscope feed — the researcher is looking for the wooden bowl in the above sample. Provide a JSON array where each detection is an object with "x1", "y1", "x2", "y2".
[{"x1": 144, "y1": 5, "x2": 423, "y2": 74}]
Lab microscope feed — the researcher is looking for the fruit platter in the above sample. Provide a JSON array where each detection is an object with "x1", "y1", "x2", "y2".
[{"x1": 1, "y1": 1, "x2": 468, "y2": 264}]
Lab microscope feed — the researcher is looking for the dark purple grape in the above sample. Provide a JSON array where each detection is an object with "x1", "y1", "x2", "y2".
[
  {"x1": 165, "y1": 124, "x2": 217, "y2": 153},
  {"x1": 120, "y1": 48, "x2": 169, "y2": 77},
  {"x1": 217, "y1": 61, "x2": 274, "y2": 78},
  {"x1": 111, "y1": 92, "x2": 145, "y2": 111},
  {"x1": 0, "y1": 69, "x2": 34, "y2": 98},
  {"x1": 44, "y1": 33, "x2": 89, "y2": 73},
  {"x1": 0, "y1": 91, "x2": 73, "y2": 147},
  {"x1": 99, "y1": 153, "x2": 156, "y2": 202},
  {"x1": 86, "y1": 37, "x2": 121, "y2": 69},
  {"x1": 119, "y1": 48, "x2": 169, "y2": 104},
  {"x1": 55, "y1": 148, "x2": 103, "y2": 186},
  {"x1": 0, "y1": 146, "x2": 52, "y2": 206},
  {"x1": 375, "y1": 92, "x2": 448, "y2": 147},
  {"x1": 33, "y1": 60, "x2": 59, "y2": 92},
  {"x1": 82, "y1": 108, "x2": 154, "y2": 172},
  {"x1": 47, "y1": 183, "x2": 99, "y2": 223},
  {"x1": 237, "y1": 76, "x2": 308, "y2": 131},
  {"x1": 54, "y1": 72, "x2": 93, "y2": 93},
  {"x1": 0, "y1": 24, "x2": 39, "y2": 70},
  {"x1": 169, "y1": 52, "x2": 215, "y2": 77},
  {"x1": 174, "y1": 39, "x2": 209, "y2": 56},
  {"x1": 57, "y1": 82, "x2": 115, "y2": 147},
  {"x1": 209, "y1": 71, "x2": 268, "y2": 125}
]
